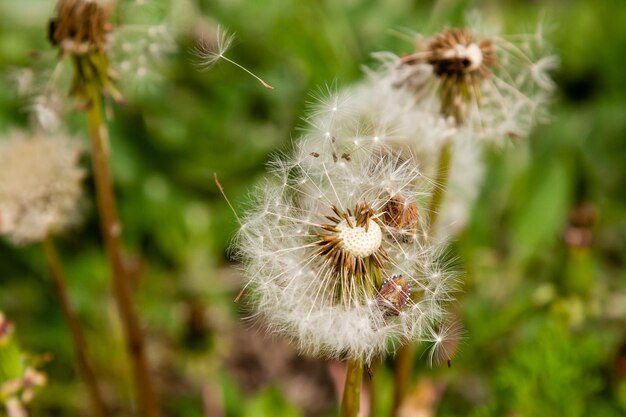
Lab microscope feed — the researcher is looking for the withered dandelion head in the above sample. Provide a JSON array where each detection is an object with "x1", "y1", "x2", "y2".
[
  {"x1": 400, "y1": 27, "x2": 496, "y2": 124},
  {"x1": 47, "y1": 0, "x2": 124, "y2": 106},
  {"x1": 0, "y1": 131, "x2": 85, "y2": 245},
  {"x1": 388, "y1": 19, "x2": 557, "y2": 138},
  {"x1": 235, "y1": 143, "x2": 457, "y2": 362},
  {"x1": 50, "y1": 0, "x2": 115, "y2": 55}
]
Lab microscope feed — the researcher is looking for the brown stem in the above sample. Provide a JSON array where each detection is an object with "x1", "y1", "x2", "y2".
[
  {"x1": 391, "y1": 140, "x2": 454, "y2": 417},
  {"x1": 341, "y1": 358, "x2": 363, "y2": 417},
  {"x1": 43, "y1": 236, "x2": 108, "y2": 417},
  {"x1": 85, "y1": 84, "x2": 161, "y2": 417}
]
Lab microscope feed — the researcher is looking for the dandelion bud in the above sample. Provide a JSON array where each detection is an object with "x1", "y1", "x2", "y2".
[{"x1": 0, "y1": 131, "x2": 85, "y2": 245}]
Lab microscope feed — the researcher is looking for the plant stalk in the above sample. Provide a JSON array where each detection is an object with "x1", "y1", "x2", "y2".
[
  {"x1": 391, "y1": 140, "x2": 454, "y2": 416},
  {"x1": 85, "y1": 84, "x2": 161, "y2": 417},
  {"x1": 341, "y1": 358, "x2": 364, "y2": 417},
  {"x1": 426, "y1": 140, "x2": 453, "y2": 232},
  {"x1": 43, "y1": 236, "x2": 108, "y2": 417}
]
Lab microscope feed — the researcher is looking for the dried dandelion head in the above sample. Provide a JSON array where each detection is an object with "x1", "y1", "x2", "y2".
[
  {"x1": 0, "y1": 131, "x2": 85, "y2": 245},
  {"x1": 47, "y1": 0, "x2": 123, "y2": 105},
  {"x1": 49, "y1": 0, "x2": 116, "y2": 55},
  {"x1": 234, "y1": 142, "x2": 457, "y2": 362},
  {"x1": 408, "y1": 27, "x2": 496, "y2": 123},
  {"x1": 388, "y1": 19, "x2": 557, "y2": 140}
]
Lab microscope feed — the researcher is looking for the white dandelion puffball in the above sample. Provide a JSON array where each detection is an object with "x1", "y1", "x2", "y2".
[
  {"x1": 234, "y1": 145, "x2": 457, "y2": 363},
  {"x1": 0, "y1": 130, "x2": 85, "y2": 245}
]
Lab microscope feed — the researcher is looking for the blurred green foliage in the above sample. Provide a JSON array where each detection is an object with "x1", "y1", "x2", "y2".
[{"x1": 1, "y1": 0, "x2": 625, "y2": 416}]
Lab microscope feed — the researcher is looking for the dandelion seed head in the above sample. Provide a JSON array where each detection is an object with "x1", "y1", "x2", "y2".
[
  {"x1": 234, "y1": 142, "x2": 455, "y2": 362},
  {"x1": 0, "y1": 131, "x2": 85, "y2": 245}
]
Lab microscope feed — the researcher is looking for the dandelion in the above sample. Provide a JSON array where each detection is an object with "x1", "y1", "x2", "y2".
[
  {"x1": 0, "y1": 130, "x2": 84, "y2": 245},
  {"x1": 194, "y1": 25, "x2": 274, "y2": 89},
  {"x1": 48, "y1": 0, "x2": 116, "y2": 55},
  {"x1": 234, "y1": 141, "x2": 456, "y2": 364},
  {"x1": 47, "y1": 0, "x2": 123, "y2": 105},
  {"x1": 386, "y1": 19, "x2": 557, "y2": 141}
]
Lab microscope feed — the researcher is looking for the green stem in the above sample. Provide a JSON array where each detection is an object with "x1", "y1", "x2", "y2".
[
  {"x1": 43, "y1": 236, "x2": 108, "y2": 417},
  {"x1": 390, "y1": 344, "x2": 413, "y2": 416},
  {"x1": 390, "y1": 140, "x2": 454, "y2": 417},
  {"x1": 368, "y1": 359, "x2": 380, "y2": 416},
  {"x1": 85, "y1": 80, "x2": 161, "y2": 417},
  {"x1": 426, "y1": 140, "x2": 453, "y2": 232},
  {"x1": 341, "y1": 358, "x2": 364, "y2": 417}
]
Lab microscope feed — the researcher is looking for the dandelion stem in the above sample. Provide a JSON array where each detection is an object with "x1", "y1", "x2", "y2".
[
  {"x1": 341, "y1": 358, "x2": 364, "y2": 417},
  {"x1": 426, "y1": 140, "x2": 453, "y2": 232},
  {"x1": 42, "y1": 236, "x2": 108, "y2": 417},
  {"x1": 391, "y1": 343, "x2": 414, "y2": 416},
  {"x1": 391, "y1": 140, "x2": 454, "y2": 416},
  {"x1": 85, "y1": 80, "x2": 161, "y2": 417},
  {"x1": 368, "y1": 359, "x2": 381, "y2": 416}
]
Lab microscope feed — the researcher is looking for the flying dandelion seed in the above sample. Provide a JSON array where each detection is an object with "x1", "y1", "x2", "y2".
[{"x1": 194, "y1": 25, "x2": 274, "y2": 89}]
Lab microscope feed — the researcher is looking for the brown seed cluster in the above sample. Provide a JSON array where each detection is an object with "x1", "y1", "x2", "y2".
[
  {"x1": 316, "y1": 202, "x2": 389, "y2": 279},
  {"x1": 376, "y1": 275, "x2": 411, "y2": 316},
  {"x1": 383, "y1": 195, "x2": 419, "y2": 238},
  {"x1": 49, "y1": 0, "x2": 114, "y2": 54}
]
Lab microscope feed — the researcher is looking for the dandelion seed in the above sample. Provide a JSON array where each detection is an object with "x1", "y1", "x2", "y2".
[
  {"x1": 194, "y1": 26, "x2": 274, "y2": 89},
  {"x1": 425, "y1": 319, "x2": 464, "y2": 367}
]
